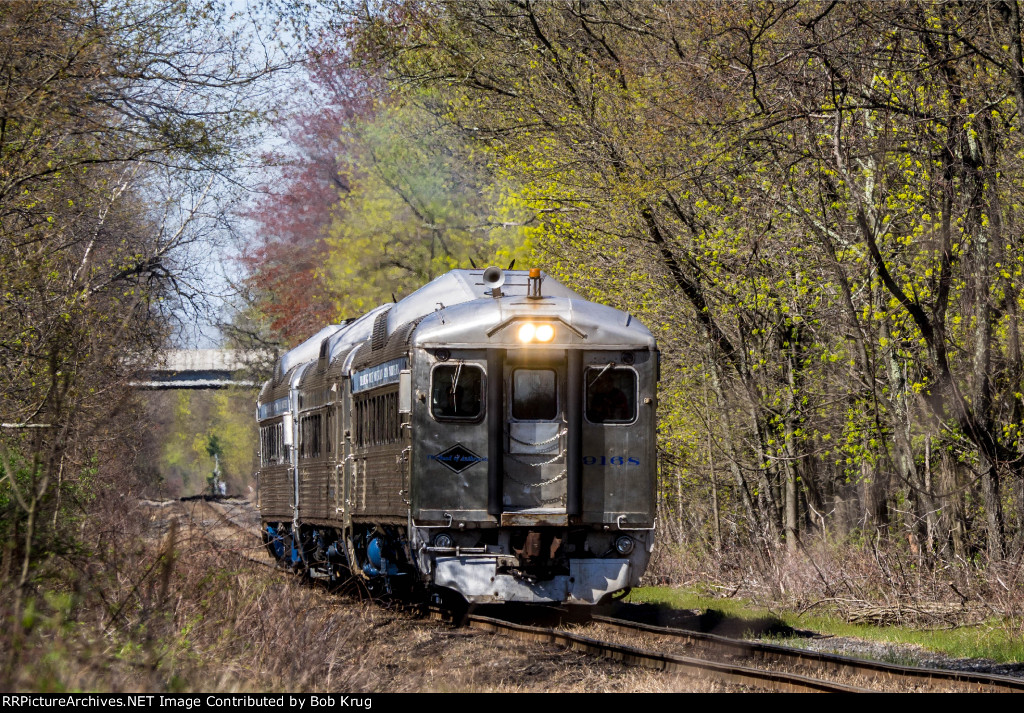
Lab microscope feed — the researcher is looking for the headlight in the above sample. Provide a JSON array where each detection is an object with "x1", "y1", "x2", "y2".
[
  {"x1": 433, "y1": 533, "x2": 453, "y2": 549},
  {"x1": 517, "y1": 322, "x2": 554, "y2": 343},
  {"x1": 614, "y1": 535, "x2": 635, "y2": 555}
]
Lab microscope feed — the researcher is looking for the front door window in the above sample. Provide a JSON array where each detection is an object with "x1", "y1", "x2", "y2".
[{"x1": 511, "y1": 368, "x2": 557, "y2": 420}]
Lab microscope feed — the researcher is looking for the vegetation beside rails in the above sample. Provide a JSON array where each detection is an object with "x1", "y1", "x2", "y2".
[
  {"x1": 626, "y1": 586, "x2": 1024, "y2": 665},
  {"x1": 2, "y1": 531, "x2": 371, "y2": 692}
]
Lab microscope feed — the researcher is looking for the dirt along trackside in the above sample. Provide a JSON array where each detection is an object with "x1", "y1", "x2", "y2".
[{"x1": 137, "y1": 496, "x2": 745, "y2": 692}]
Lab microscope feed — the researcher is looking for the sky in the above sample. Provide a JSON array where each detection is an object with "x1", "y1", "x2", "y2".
[{"x1": 174, "y1": 0, "x2": 319, "y2": 348}]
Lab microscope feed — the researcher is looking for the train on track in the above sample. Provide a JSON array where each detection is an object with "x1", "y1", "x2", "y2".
[{"x1": 256, "y1": 267, "x2": 658, "y2": 604}]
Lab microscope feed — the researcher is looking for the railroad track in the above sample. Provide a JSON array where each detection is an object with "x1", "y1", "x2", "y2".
[
  {"x1": 456, "y1": 606, "x2": 1022, "y2": 693},
  {"x1": 460, "y1": 611, "x2": 870, "y2": 692},
  {"x1": 156, "y1": 498, "x2": 1023, "y2": 692},
  {"x1": 153, "y1": 496, "x2": 279, "y2": 570},
  {"x1": 186, "y1": 496, "x2": 262, "y2": 537},
  {"x1": 585, "y1": 612, "x2": 1024, "y2": 693}
]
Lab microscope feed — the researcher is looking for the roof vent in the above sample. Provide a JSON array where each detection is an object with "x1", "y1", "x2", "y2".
[{"x1": 371, "y1": 308, "x2": 391, "y2": 351}]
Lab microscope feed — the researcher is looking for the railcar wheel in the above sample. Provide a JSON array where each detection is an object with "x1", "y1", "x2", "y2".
[{"x1": 430, "y1": 586, "x2": 469, "y2": 623}]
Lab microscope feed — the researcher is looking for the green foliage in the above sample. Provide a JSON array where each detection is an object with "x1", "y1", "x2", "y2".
[
  {"x1": 157, "y1": 389, "x2": 256, "y2": 496},
  {"x1": 322, "y1": 93, "x2": 532, "y2": 314},
  {"x1": 0, "y1": 0, "x2": 292, "y2": 604},
  {"x1": 344, "y1": 1, "x2": 1024, "y2": 561}
]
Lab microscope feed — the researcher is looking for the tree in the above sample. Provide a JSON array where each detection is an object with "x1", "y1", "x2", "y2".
[
  {"x1": 346, "y1": 0, "x2": 1024, "y2": 562},
  {"x1": 322, "y1": 92, "x2": 530, "y2": 315},
  {"x1": 0, "y1": 0, "x2": 292, "y2": 613},
  {"x1": 239, "y1": 40, "x2": 532, "y2": 342},
  {"x1": 238, "y1": 53, "x2": 380, "y2": 346}
]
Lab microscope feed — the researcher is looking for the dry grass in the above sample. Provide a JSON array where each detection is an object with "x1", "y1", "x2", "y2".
[
  {"x1": 642, "y1": 531, "x2": 1024, "y2": 665},
  {"x1": 0, "y1": 498, "x2": 736, "y2": 693},
  {"x1": 648, "y1": 532, "x2": 1024, "y2": 627},
  {"x1": 10, "y1": 491, "x2": 1018, "y2": 691}
]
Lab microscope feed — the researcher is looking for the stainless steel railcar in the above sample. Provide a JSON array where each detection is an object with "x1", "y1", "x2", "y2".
[{"x1": 256, "y1": 268, "x2": 658, "y2": 604}]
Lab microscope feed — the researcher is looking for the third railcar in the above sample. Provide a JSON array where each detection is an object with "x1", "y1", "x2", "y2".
[{"x1": 256, "y1": 267, "x2": 658, "y2": 604}]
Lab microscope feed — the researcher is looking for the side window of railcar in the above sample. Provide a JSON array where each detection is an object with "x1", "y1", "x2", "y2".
[
  {"x1": 299, "y1": 413, "x2": 322, "y2": 459},
  {"x1": 354, "y1": 391, "x2": 401, "y2": 446},
  {"x1": 260, "y1": 423, "x2": 285, "y2": 466},
  {"x1": 431, "y1": 364, "x2": 483, "y2": 421},
  {"x1": 384, "y1": 391, "x2": 399, "y2": 442},
  {"x1": 325, "y1": 408, "x2": 333, "y2": 456},
  {"x1": 585, "y1": 367, "x2": 637, "y2": 424},
  {"x1": 512, "y1": 369, "x2": 557, "y2": 421}
]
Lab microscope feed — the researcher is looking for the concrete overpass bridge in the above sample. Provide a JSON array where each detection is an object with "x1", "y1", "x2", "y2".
[{"x1": 133, "y1": 349, "x2": 263, "y2": 390}]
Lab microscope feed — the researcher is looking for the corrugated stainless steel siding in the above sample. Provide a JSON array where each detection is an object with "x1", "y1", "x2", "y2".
[
  {"x1": 351, "y1": 448, "x2": 406, "y2": 518},
  {"x1": 259, "y1": 464, "x2": 293, "y2": 519},
  {"x1": 298, "y1": 461, "x2": 332, "y2": 521}
]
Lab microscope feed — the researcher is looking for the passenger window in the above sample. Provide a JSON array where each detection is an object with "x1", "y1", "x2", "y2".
[
  {"x1": 512, "y1": 369, "x2": 557, "y2": 420},
  {"x1": 586, "y1": 367, "x2": 637, "y2": 424},
  {"x1": 261, "y1": 425, "x2": 281, "y2": 466},
  {"x1": 299, "y1": 413, "x2": 322, "y2": 459},
  {"x1": 431, "y1": 364, "x2": 483, "y2": 421}
]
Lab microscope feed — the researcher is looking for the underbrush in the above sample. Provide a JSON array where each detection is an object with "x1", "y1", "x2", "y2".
[
  {"x1": 0, "y1": 502, "x2": 395, "y2": 692},
  {"x1": 0, "y1": 501, "x2": 702, "y2": 693},
  {"x1": 5, "y1": 498, "x2": 1022, "y2": 690},
  {"x1": 639, "y1": 533, "x2": 1024, "y2": 663}
]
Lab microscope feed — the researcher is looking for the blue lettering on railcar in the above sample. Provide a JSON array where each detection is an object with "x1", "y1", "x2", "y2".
[
  {"x1": 430, "y1": 443, "x2": 487, "y2": 473},
  {"x1": 257, "y1": 396, "x2": 290, "y2": 420},
  {"x1": 583, "y1": 455, "x2": 641, "y2": 466}
]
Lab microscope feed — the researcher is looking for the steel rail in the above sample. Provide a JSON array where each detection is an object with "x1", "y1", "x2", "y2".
[
  {"x1": 191, "y1": 497, "x2": 260, "y2": 535},
  {"x1": 177, "y1": 498, "x2": 286, "y2": 571},
  {"x1": 465, "y1": 613, "x2": 872, "y2": 693},
  {"x1": 590, "y1": 613, "x2": 1024, "y2": 693}
]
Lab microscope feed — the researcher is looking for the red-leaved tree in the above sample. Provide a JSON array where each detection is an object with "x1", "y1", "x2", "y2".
[{"x1": 240, "y1": 45, "x2": 383, "y2": 345}]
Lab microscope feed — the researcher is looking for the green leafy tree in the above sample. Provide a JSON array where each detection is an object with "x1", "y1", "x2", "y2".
[
  {"x1": 323, "y1": 93, "x2": 531, "y2": 314},
  {"x1": 346, "y1": 0, "x2": 1024, "y2": 562}
]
